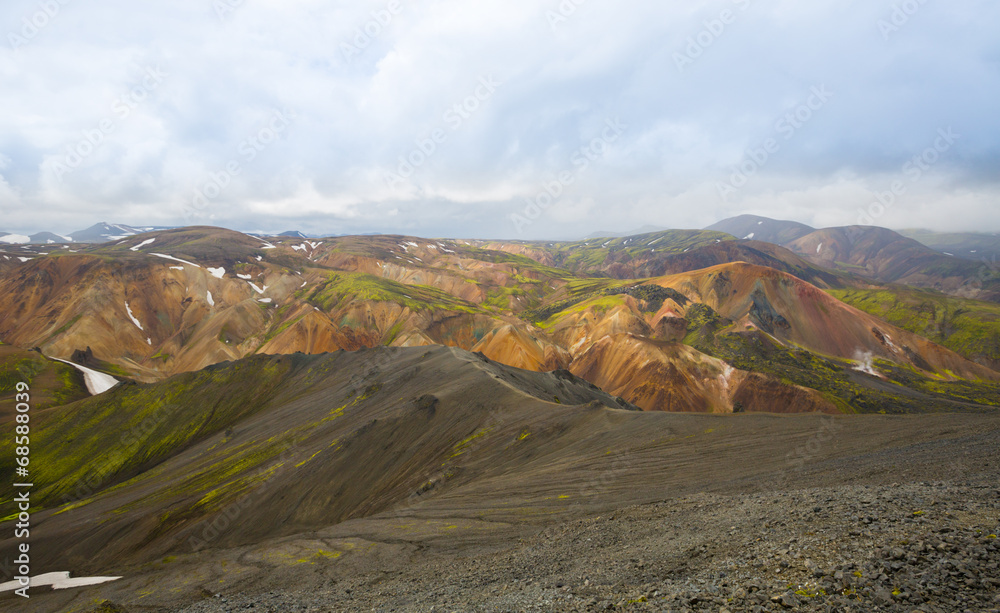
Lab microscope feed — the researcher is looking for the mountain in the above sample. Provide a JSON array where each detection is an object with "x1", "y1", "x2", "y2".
[
  {"x1": 583, "y1": 224, "x2": 668, "y2": 238},
  {"x1": 899, "y1": 228, "x2": 1000, "y2": 262},
  {"x1": 278, "y1": 230, "x2": 309, "y2": 238},
  {"x1": 1, "y1": 345, "x2": 998, "y2": 613},
  {"x1": 29, "y1": 231, "x2": 73, "y2": 244},
  {"x1": 1, "y1": 223, "x2": 175, "y2": 244},
  {"x1": 829, "y1": 286, "x2": 1000, "y2": 370},
  {"x1": 0, "y1": 226, "x2": 996, "y2": 415},
  {"x1": 0, "y1": 346, "x2": 637, "y2": 570},
  {"x1": 2, "y1": 222, "x2": 1000, "y2": 612},
  {"x1": 68, "y1": 222, "x2": 174, "y2": 243},
  {"x1": 704, "y1": 217, "x2": 1000, "y2": 303},
  {"x1": 476, "y1": 230, "x2": 847, "y2": 288},
  {"x1": 705, "y1": 214, "x2": 815, "y2": 244},
  {"x1": 786, "y1": 226, "x2": 998, "y2": 297}
]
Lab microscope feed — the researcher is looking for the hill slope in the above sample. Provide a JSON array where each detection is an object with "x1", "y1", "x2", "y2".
[
  {"x1": 0, "y1": 346, "x2": 997, "y2": 612},
  {"x1": 0, "y1": 346, "x2": 638, "y2": 569},
  {"x1": 706, "y1": 214, "x2": 815, "y2": 244}
]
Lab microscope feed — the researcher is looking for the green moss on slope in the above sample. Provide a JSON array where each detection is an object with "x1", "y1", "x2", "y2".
[
  {"x1": 686, "y1": 316, "x2": 1000, "y2": 414},
  {"x1": 0, "y1": 355, "x2": 298, "y2": 515},
  {"x1": 303, "y1": 272, "x2": 481, "y2": 314},
  {"x1": 829, "y1": 288, "x2": 1000, "y2": 367}
]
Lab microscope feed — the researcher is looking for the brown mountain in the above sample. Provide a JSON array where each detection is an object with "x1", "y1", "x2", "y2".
[{"x1": 0, "y1": 226, "x2": 996, "y2": 415}]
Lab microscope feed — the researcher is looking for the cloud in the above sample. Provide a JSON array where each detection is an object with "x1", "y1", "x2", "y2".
[{"x1": 0, "y1": 0, "x2": 997, "y2": 238}]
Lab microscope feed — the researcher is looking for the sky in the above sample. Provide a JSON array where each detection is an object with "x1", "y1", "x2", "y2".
[{"x1": 0, "y1": 0, "x2": 998, "y2": 240}]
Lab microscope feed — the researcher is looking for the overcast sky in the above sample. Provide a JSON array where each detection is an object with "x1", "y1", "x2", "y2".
[{"x1": 0, "y1": 0, "x2": 998, "y2": 239}]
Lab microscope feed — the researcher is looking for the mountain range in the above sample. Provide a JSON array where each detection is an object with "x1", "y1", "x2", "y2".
[
  {"x1": 0, "y1": 223, "x2": 318, "y2": 245},
  {"x1": 2, "y1": 216, "x2": 1000, "y2": 611},
  {"x1": 2, "y1": 220, "x2": 999, "y2": 415}
]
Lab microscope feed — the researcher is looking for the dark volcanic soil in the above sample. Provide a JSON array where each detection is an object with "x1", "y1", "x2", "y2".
[
  {"x1": 1, "y1": 348, "x2": 998, "y2": 612},
  {"x1": 7, "y1": 416, "x2": 998, "y2": 612}
]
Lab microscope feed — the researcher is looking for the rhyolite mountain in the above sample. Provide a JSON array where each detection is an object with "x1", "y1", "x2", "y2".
[
  {"x1": 2, "y1": 223, "x2": 1000, "y2": 613},
  {"x1": 704, "y1": 216, "x2": 1000, "y2": 302},
  {"x1": 1, "y1": 225, "x2": 999, "y2": 415}
]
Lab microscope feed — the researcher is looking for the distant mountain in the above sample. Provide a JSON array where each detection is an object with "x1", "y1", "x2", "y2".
[
  {"x1": 0, "y1": 222, "x2": 176, "y2": 245},
  {"x1": 899, "y1": 229, "x2": 1000, "y2": 262},
  {"x1": 278, "y1": 230, "x2": 309, "y2": 238},
  {"x1": 583, "y1": 225, "x2": 667, "y2": 239},
  {"x1": 1, "y1": 231, "x2": 73, "y2": 244},
  {"x1": 0, "y1": 232, "x2": 31, "y2": 244},
  {"x1": 705, "y1": 214, "x2": 815, "y2": 244},
  {"x1": 29, "y1": 231, "x2": 74, "y2": 244},
  {"x1": 702, "y1": 216, "x2": 1000, "y2": 302},
  {"x1": 69, "y1": 222, "x2": 172, "y2": 243}
]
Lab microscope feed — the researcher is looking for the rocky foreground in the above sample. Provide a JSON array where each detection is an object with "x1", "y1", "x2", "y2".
[{"x1": 149, "y1": 480, "x2": 1000, "y2": 613}]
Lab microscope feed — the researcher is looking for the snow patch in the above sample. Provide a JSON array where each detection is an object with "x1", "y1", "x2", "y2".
[
  {"x1": 816, "y1": 243, "x2": 823, "y2": 254},
  {"x1": 169, "y1": 266, "x2": 184, "y2": 270},
  {"x1": 130, "y1": 238, "x2": 156, "y2": 251},
  {"x1": 50, "y1": 358, "x2": 119, "y2": 395},
  {"x1": 125, "y1": 302, "x2": 144, "y2": 330},
  {"x1": 248, "y1": 282, "x2": 267, "y2": 294},
  {"x1": 0, "y1": 234, "x2": 30, "y2": 244},
  {"x1": 237, "y1": 273, "x2": 252, "y2": 280},
  {"x1": 207, "y1": 267, "x2": 225, "y2": 279},
  {"x1": 0, "y1": 572, "x2": 122, "y2": 593},
  {"x1": 206, "y1": 291, "x2": 215, "y2": 306},
  {"x1": 743, "y1": 233, "x2": 755, "y2": 240},
  {"x1": 258, "y1": 298, "x2": 272, "y2": 303},
  {"x1": 152, "y1": 253, "x2": 200, "y2": 267},
  {"x1": 18, "y1": 257, "x2": 30, "y2": 262},
  {"x1": 251, "y1": 236, "x2": 277, "y2": 249}
]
